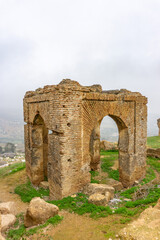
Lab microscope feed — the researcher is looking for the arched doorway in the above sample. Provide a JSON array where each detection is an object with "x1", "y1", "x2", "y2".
[
  {"x1": 31, "y1": 114, "x2": 48, "y2": 185},
  {"x1": 89, "y1": 114, "x2": 129, "y2": 185}
]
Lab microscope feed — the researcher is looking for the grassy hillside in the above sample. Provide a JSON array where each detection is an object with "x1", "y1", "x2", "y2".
[{"x1": 147, "y1": 136, "x2": 160, "y2": 148}]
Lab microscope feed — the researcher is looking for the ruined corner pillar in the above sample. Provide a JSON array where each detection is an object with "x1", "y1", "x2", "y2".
[{"x1": 157, "y1": 119, "x2": 160, "y2": 136}]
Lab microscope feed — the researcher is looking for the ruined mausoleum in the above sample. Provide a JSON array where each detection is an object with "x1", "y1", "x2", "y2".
[{"x1": 24, "y1": 79, "x2": 147, "y2": 200}]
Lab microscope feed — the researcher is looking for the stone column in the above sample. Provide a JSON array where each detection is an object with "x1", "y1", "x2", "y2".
[{"x1": 157, "y1": 119, "x2": 160, "y2": 136}]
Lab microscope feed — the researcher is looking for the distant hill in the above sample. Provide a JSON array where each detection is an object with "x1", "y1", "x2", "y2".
[
  {"x1": 0, "y1": 118, "x2": 24, "y2": 151},
  {"x1": 0, "y1": 112, "x2": 159, "y2": 150},
  {"x1": 100, "y1": 113, "x2": 160, "y2": 142}
]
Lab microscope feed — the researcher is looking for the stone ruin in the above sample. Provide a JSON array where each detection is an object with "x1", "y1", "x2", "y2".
[
  {"x1": 157, "y1": 119, "x2": 160, "y2": 136},
  {"x1": 23, "y1": 79, "x2": 147, "y2": 200}
]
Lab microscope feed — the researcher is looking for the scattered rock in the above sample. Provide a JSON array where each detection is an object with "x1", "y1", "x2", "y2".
[
  {"x1": 119, "y1": 204, "x2": 160, "y2": 240},
  {"x1": 39, "y1": 181, "x2": 49, "y2": 190},
  {"x1": 0, "y1": 202, "x2": 15, "y2": 215},
  {"x1": 106, "y1": 179, "x2": 123, "y2": 191},
  {"x1": 71, "y1": 194, "x2": 76, "y2": 198},
  {"x1": 100, "y1": 140, "x2": 118, "y2": 151},
  {"x1": 147, "y1": 148, "x2": 160, "y2": 158},
  {"x1": 0, "y1": 213, "x2": 5, "y2": 240},
  {"x1": 123, "y1": 198, "x2": 132, "y2": 202},
  {"x1": 88, "y1": 193, "x2": 108, "y2": 206},
  {"x1": 105, "y1": 191, "x2": 112, "y2": 202},
  {"x1": 83, "y1": 183, "x2": 115, "y2": 198},
  {"x1": 24, "y1": 197, "x2": 59, "y2": 227},
  {"x1": 1, "y1": 214, "x2": 16, "y2": 232}
]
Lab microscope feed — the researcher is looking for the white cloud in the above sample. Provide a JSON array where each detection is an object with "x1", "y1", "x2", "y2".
[{"x1": 0, "y1": 0, "x2": 160, "y2": 121}]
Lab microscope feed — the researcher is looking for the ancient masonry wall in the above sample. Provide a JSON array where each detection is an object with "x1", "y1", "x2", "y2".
[{"x1": 24, "y1": 79, "x2": 148, "y2": 200}]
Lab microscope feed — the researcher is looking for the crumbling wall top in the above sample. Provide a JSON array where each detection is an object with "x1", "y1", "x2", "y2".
[{"x1": 24, "y1": 79, "x2": 147, "y2": 104}]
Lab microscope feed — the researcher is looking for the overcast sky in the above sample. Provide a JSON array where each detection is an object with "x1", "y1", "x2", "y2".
[{"x1": 0, "y1": 0, "x2": 160, "y2": 123}]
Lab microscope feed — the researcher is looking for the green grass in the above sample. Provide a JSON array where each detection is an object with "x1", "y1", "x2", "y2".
[
  {"x1": 120, "y1": 217, "x2": 131, "y2": 224},
  {"x1": 6, "y1": 215, "x2": 63, "y2": 240},
  {"x1": 147, "y1": 157, "x2": 160, "y2": 172},
  {"x1": 120, "y1": 186, "x2": 138, "y2": 199},
  {"x1": 14, "y1": 180, "x2": 49, "y2": 202},
  {"x1": 141, "y1": 166, "x2": 156, "y2": 184},
  {"x1": 100, "y1": 149, "x2": 118, "y2": 155},
  {"x1": 90, "y1": 170, "x2": 100, "y2": 183},
  {"x1": 0, "y1": 162, "x2": 26, "y2": 177},
  {"x1": 48, "y1": 193, "x2": 141, "y2": 219},
  {"x1": 124, "y1": 186, "x2": 160, "y2": 208},
  {"x1": 147, "y1": 136, "x2": 160, "y2": 149},
  {"x1": 101, "y1": 151, "x2": 119, "y2": 181}
]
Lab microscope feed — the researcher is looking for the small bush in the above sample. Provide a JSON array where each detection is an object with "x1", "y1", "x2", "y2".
[
  {"x1": 120, "y1": 186, "x2": 138, "y2": 199},
  {"x1": 125, "y1": 186, "x2": 160, "y2": 208}
]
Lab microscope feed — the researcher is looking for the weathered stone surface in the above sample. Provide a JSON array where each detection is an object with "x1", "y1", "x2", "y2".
[
  {"x1": 88, "y1": 193, "x2": 107, "y2": 206},
  {"x1": 24, "y1": 79, "x2": 147, "y2": 200},
  {"x1": 0, "y1": 213, "x2": 5, "y2": 240},
  {"x1": 0, "y1": 202, "x2": 15, "y2": 215},
  {"x1": 157, "y1": 118, "x2": 160, "y2": 136},
  {"x1": 119, "y1": 205, "x2": 160, "y2": 240},
  {"x1": 106, "y1": 179, "x2": 123, "y2": 191},
  {"x1": 105, "y1": 191, "x2": 112, "y2": 202},
  {"x1": 24, "y1": 197, "x2": 59, "y2": 227},
  {"x1": 39, "y1": 181, "x2": 49, "y2": 189},
  {"x1": 83, "y1": 183, "x2": 115, "y2": 198},
  {"x1": 1, "y1": 214, "x2": 16, "y2": 232},
  {"x1": 147, "y1": 148, "x2": 160, "y2": 158},
  {"x1": 100, "y1": 140, "x2": 118, "y2": 151}
]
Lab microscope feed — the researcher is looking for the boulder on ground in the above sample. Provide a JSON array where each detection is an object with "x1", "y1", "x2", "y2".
[
  {"x1": 24, "y1": 197, "x2": 59, "y2": 227},
  {"x1": 0, "y1": 202, "x2": 15, "y2": 215},
  {"x1": 39, "y1": 181, "x2": 49, "y2": 190},
  {"x1": 119, "y1": 204, "x2": 160, "y2": 240},
  {"x1": 147, "y1": 148, "x2": 160, "y2": 158},
  {"x1": 106, "y1": 179, "x2": 123, "y2": 191},
  {"x1": 1, "y1": 214, "x2": 16, "y2": 232},
  {"x1": 105, "y1": 191, "x2": 112, "y2": 202},
  {"x1": 88, "y1": 193, "x2": 108, "y2": 206},
  {"x1": 83, "y1": 183, "x2": 114, "y2": 198},
  {"x1": 0, "y1": 213, "x2": 5, "y2": 240}
]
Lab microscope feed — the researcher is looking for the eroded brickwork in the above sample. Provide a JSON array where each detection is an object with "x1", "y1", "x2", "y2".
[{"x1": 24, "y1": 79, "x2": 148, "y2": 200}]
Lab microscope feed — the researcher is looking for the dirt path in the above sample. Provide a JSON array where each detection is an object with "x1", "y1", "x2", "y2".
[
  {"x1": 0, "y1": 169, "x2": 28, "y2": 215},
  {"x1": 25, "y1": 211, "x2": 123, "y2": 240}
]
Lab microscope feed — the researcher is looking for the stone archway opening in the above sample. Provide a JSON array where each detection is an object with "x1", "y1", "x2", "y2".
[
  {"x1": 89, "y1": 114, "x2": 129, "y2": 186},
  {"x1": 31, "y1": 114, "x2": 48, "y2": 185}
]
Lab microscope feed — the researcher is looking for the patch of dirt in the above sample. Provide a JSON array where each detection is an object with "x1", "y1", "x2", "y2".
[
  {"x1": 25, "y1": 211, "x2": 125, "y2": 240},
  {"x1": 0, "y1": 169, "x2": 28, "y2": 215}
]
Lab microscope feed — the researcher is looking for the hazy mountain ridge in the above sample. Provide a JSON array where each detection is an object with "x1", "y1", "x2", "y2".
[
  {"x1": 0, "y1": 113, "x2": 159, "y2": 146},
  {"x1": 0, "y1": 118, "x2": 24, "y2": 144}
]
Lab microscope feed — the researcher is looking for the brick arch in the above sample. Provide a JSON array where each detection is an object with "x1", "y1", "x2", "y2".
[
  {"x1": 89, "y1": 114, "x2": 129, "y2": 186},
  {"x1": 26, "y1": 113, "x2": 48, "y2": 185},
  {"x1": 82, "y1": 99, "x2": 139, "y2": 187}
]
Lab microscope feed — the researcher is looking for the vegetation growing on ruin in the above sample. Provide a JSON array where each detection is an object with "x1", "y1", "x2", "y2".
[{"x1": 6, "y1": 214, "x2": 63, "y2": 240}]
